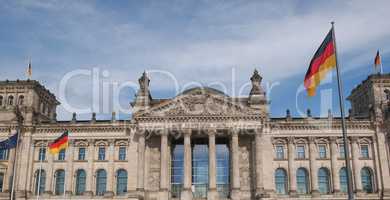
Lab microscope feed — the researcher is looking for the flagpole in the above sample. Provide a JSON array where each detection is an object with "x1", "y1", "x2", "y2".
[
  {"x1": 10, "y1": 106, "x2": 23, "y2": 200},
  {"x1": 331, "y1": 22, "x2": 354, "y2": 200}
]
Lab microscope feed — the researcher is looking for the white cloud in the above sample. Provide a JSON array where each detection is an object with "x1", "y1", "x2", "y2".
[{"x1": 1, "y1": 0, "x2": 389, "y2": 119}]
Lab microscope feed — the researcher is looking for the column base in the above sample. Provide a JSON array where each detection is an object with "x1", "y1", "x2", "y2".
[
  {"x1": 231, "y1": 188, "x2": 240, "y2": 200},
  {"x1": 180, "y1": 188, "x2": 192, "y2": 200},
  {"x1": 83, "y1": 191, "x2": 93, "y2": 196},
  {"x1": 311, "y1": 190, "x2": 320, "y2": 197},
  {"x1": 207, "y1": 188, "x2": 218, "y2": 200},
  {"x1": 159, "y1": 189, "x2": 169, "y2": 200}
]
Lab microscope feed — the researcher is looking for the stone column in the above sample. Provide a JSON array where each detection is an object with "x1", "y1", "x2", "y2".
[
  {"x1": 160, "y1": 130, "x2": 169, "y2": 200},
  {"x1": 5, "y1": 148, "x2": 15, "y2": 193},
  {"x1": 85, "y1": 139, "x2": 95, "y2": 196},
  {"x1": 351, "y1": 137, "x2": 362, "y2": 192},
  {"x1": 330, "y1": 137, "x2": 340, "y2": 193},
  {"x1": 65, "y1": 140, "x2": 74, "y2": 196},
  {"x1": 308, "y1": 137, "x2": 319, "y2": 195},
  {"x1": 181, "y1": 129, "x2": 192, "y2": 200},
  {"x1": 255, "y1": 129, "x2": 264, "y2": 195},
  {"x1": 208, "y1": 129, "x2": 218, "y2": 200},
  {"x1": 137, "y1": 132, "x2": 146, "y2": 196},
  {"x1": 230, "y1": 129, "x2": 240, "y2": 200},
  {"x1": 287, "y1": 137, "x2": 296, "y2": 195}
]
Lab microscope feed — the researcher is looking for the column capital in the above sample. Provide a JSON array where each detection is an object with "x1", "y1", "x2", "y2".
[
  {"x1": 287, "y1": 136, "x2": 295, "y2": 144},
  {"x1": 329, "y1": 136, "x2": 338, "y2": 143},
  {"x1": 308, "y1": 136, "x2": 316, "y2": 144},
  {"x1": 182, "y1": 129, "x2": 192, "y2": 137},
  {"x1": 230, "y1": 128, "x2": 240, "y2": 137},
  {"x1": 208, "y1": 129, "x2": 217, "y2": 136}
]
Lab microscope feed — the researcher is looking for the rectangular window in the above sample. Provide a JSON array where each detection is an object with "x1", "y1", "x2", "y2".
[
  {"x1": 361, "y1": 145, "x2": 369, "y2": 158},
  {"x1": 296, "y1": 145, "x2": 305, "y2": 159},
  {"x1": 78, "y1": 147, "x2": 86, "y2": 160},
  {"x1": 0, "y1": 149, "x2": 8, "y2": 160},
  {"x1": 275, "y1": 145, "x2": 284, "y2": 159},
  {"x1": 38, "y1": 148, "x2": 46, "y2": 161},
  {"x1": 339, "y1": 145, "x2": 345, "y2": 159},
  {"x1": 98, "y1": 147, "x2": 105, "y2": 160},
  {"x1": 58, "y1": 149, "x2": 66, "y2": 160},
  {"x1": 118, "y1": 146, "x2": 126, "y2": 160},
  {"x1": 318, "y1": 145, "x2": 327, "y2": 159}
]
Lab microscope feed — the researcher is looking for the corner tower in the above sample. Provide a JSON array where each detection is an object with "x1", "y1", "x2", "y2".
[{"x1": 0, "y1": 80, "x2": 59, "y2": 125}]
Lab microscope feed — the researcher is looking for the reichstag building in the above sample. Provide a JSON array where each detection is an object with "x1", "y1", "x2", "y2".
[{"x1": 0, "y1": 70, "x2": 389, "y2": 200}]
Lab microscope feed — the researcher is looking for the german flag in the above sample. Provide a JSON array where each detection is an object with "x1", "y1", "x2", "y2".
[
  {"x1": 374, "y1": 50, "x2": 381, "y2": 67},
  {"x1": 48, "y1": 131, "x2": 69, "y2": 154},
  {"x1": 304, "y1": 28, "x2": 336, "y2": 96}
]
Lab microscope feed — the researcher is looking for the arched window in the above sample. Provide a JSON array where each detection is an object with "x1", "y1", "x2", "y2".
[
  {"x1": 296, "y1": 168, "x2": 309, "y2": 194},
  {"x1": 275, "y1": 168, "x2": 288, "y2": 194},
  {"x1": 18, "y1": 95, "x2": 24, "y2": 105},
  {"x1": 318, "y1": 167, "x2": 330, "y2": 194},
  {"x1": 339, "y1": 167, "x2": 348, "y2": 193},
  {"x1": 75, "y1": 169, "x2": 86, "y2": 195},
  {"x1": 0, "y1": 173, "x2": 4, "y2": 192},
  {"x1": 35, "y1": 169, "x2": 46, "y2": 195},
  {"x1": 96, "y1": 169, "x2": 107, "y2": 196},
  {"x1": 55, "y1": 169, "x2": 65, "y2": 195},
  {"x1": 0, "y1": 96, "x2": 3, "y2": 106},
  {"x1": 361, "y1": 167, "x2": 374, "y2": 193},
  {"x1": 8, "y1": 96, "x2": 14, "y2": 106},
  {"x1": 116, "y1": 169, "x2": 127, "y2": 195}
]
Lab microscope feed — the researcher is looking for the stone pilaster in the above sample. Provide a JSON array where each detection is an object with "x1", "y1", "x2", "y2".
[
  {"x1": 137, "y1": 132, "x2": 146, "y2": 197},
  {"x1": 207, "y1": 129, "x2": 218, "y2": 200},
  {"x1": 308, "y1": 137, "x2": 319, "y2": 196},
  {"x1": 65, "y1": 140, "x2": 74, "y2": 196},
  {"x1": 160, "y1": 130, "x2": 169, "y2": 200},
  {"x1": 374, "y1": 126, "x2": 390, "y2": 196},
  {"x1": 330, "y1": 137, "x2": 340, "y2": 193},
  {"x1": 85, "y1": 139, "x2": 94, "y2": 195},
  {"x1": 287, "y1": 137, "x2": 296, "y2": 195},
  {"x1": 255, "y1": 129, "x2": 264, "y2": 196},
  {"x1": 181, "y1": 129, "x2": 192, "y2": 200},
  {"x1": 230, "y1": 129, "x2": 240, "y2": 200},
  {"x1": 351, "y1": 137, "x2": 362, "y2": 192},
  {"x1": 107, "y1": 140, "x2": 115, "y2": 196},
  {"x1": 45, "y1": 144, "x2": 54, "y2": 195}
]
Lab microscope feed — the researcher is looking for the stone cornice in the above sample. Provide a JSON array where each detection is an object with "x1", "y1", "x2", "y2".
[{"x1": 270, "y1": 119, "x2": 372, "y2": 130}]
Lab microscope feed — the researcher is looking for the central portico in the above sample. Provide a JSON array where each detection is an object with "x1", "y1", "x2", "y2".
[{"x1": 132, "y1": 71, "x2": 268, "y2": 200}]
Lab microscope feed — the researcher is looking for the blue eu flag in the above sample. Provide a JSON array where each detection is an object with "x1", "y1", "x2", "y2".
[{"x1": 0, "y1": 133, "x2": 18, "y2": 150}]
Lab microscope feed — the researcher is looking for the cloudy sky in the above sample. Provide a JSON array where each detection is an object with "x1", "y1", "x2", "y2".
[{"x1": 0, "y1": 0, "x2": 389, "y2": 120}]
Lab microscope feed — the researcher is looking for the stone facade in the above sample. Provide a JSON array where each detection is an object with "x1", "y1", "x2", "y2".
[{"x1": 0, "y1": 72, "x2": 389, "y2": 200}]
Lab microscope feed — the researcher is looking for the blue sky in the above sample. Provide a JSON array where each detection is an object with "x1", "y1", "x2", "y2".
[{"x1": 0, "y1": 0, "x2": 389, "y2": 120}]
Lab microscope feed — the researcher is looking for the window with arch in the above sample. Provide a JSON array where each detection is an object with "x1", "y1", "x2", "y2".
[
  {"x1": 58, "y1": 149, "x2": 66, "y2": 160},
  {"x1": 275, "y1": 168, "x2": 288, "y2": 194},
  {"x1": 318, "y1": 167, "x2": 330, "y2": 194},
  {"x1": 18, "y1": 95, "x2": 24, "y2": 105},
  {"x1": 38, "y1": 147, "x2": 46, "y2": 161},
  {"x1": 296, "y1": 168, "x2": 309, "y2": 194},
  {"x1": 0, "y1": 96, "x2": 3, "y2": 106},
  {"x1": 75, "y1": 169, "x2": 86, "y2": 195},
  {"x1": 116, "y1": 169, "x2": 127, "y2": 195},
  {"x1": 0, "y1": 149, "x2": 8, "y2": 160},
  {"x1": 96, "y1": 169, "x2": 107, "y2": 196},
  {"x1": 361, "y1": 167, "x2": 374, "y2": 193},
  {"x1": 339, "y1": 167, "x2": 348, "y2": 193},
  {"x1": 0, "y1": 173, "x2": 4, "y2": 192},
  {"x1": 35, "y1": 169, "x2": 46, "y2": 195},
  {"x1": 385, "y1": 89, "x2": 390, "y2": 100},
  {"x1": 8, "y1": 96, "x2": 14, "y2": 106},
  {"x1": 54, "y1": 169, "x2": 65, "y2": 195},
  {"x1": 118, "y1": 146, "x2": 126, "y2": 160}
]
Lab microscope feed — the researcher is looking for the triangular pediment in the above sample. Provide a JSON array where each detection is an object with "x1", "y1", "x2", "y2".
[{"x1": 135, "y1": 87, "x2": 259, "y2": 118}]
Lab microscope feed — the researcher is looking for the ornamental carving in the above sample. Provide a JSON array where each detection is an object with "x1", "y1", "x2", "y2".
[{"x1": 137, "y1": 89, "x2": 259, "y2": 118}]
